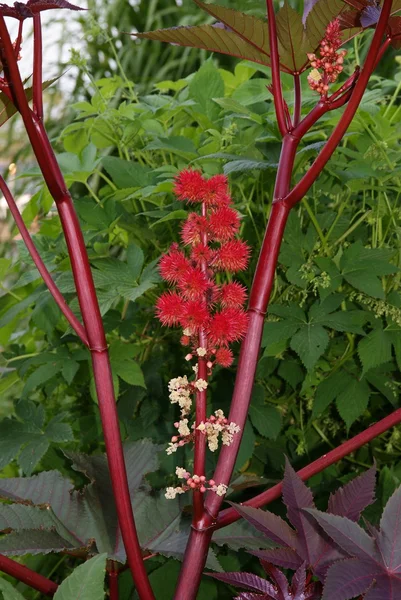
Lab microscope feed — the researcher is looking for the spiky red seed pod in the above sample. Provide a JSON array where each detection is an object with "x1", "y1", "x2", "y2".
[
  {"x1": 208, "y1": 206, "x2": 240, "y2": 242},
  {"x1": 156, "y1": 291, "x2": 185, "y2": 327},
  {"x1": 213, "y1": 240, "x2": 250, "y2": 272},
  {"x1": 202, "y1": 174, "x2": 232, "y2": 206},
  {"x1": 180, "y1": 335, "x2": 191, "y2": 346},
  {"x1": 174, "y1": 169, "x2": 206, "y2": 203},
  {"x1": 190, "y1": 243, "x2": 213, "y2": 265},
  {"x1": 207, "y1": 308, "x2": 248, "y2": 346},
  {"x1": 159, "y1": 244, "x2": 191, "y2": 283},
  {"x1": 177, "y1": 266, "x2": 210, "y2": 300},
  {"x1": 181, "y1": 213, "x2": 208, "y2": 246},
  {"x1": 219, "y1": 281, "x2": 247, "y2": 308},
  {"x1": 215, "y1": 346, "x2": 234, "y2": 367},
  {"x1": 181, "y1": 300, "x2": 210, "y2": 332}
]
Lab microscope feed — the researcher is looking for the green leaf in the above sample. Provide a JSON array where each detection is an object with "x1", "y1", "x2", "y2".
[
  {"x1": 249, "y1": 385, "x2": 282, "y2": 440},
  {"x1": 305, "y1": 0, "x2": 345, "y2": 49},
  {"x1": 358, "y1": 328, "x2": 393, "y2": 376},
  {"x1": 102, "y1": 157, "x2": 150, "y2": 188},
  {"x1": 290, "y1": 324, "x2": 329, "y2": 371},
  {"x1": 313, "y1": 370, "x2": 350, "y2": 418},
  {"x1": 341, "y1": 242, "x2": 398, "y2": 299},
  {"x1": 18, "y1": 438, "x2": 49, "y2": 476},
  {"x1": 0, "y1": 578, "x2": 26, "y2": 600},
  {"x1": 127, "y1": 244, "x2": 144, "y2": 279},
  {"x1": 261, "y1": 320, "x2": 301, "y2": 348},
  {"x1": 45, "y1": 418, "x2": 74, "y2": 443},
  {"x1": 189, "y1": 61, "x2": 224, "y2": 120},
  {"x1": 336, "y1": 377, "x2": 371, "y2": 430},
  {"x1": 114, "y1": 360, "x2": 146, "y2": 388},
  {"x1": 54, "y1": 554, "x2": 107, "y2": 600}
]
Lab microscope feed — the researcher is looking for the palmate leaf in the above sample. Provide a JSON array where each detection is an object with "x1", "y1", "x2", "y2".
[
  {"x1": 135, "y1": 24, "x2": 273, "y2": 70},
  {"x1": 311, "y1": 485, "x2": 401, "y2": 599},
  {"x1": 136, "y1": 0, "x2": 350, "y2": 75},
  {"x1": 231, "y1": 463, "x2": 377, "y2": 583}
]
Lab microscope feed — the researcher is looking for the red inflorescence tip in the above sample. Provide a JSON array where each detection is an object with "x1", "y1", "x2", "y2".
[
  {"x1": 208, "y1": 206, "x2": 240, "y2": 242},
  {"x1": 219, "y1": 281, "x2": 247, "y2": 308},
  {"x1": 213, "y1": 240, "x2": 250, "y2": 272}
]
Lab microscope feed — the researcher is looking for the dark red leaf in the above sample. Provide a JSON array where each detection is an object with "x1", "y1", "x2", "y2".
[{"x1": 328, "y1": 464, "x2": 376, "y2": 521}]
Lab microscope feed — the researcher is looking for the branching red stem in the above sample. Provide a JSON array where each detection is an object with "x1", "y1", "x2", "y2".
[
  {"x1": 0, "y1": 175, "x2": 89, "y2": 345},
  {"x1": 0, "y1": 554, "x2": 57, "y2": 596},
  {"x1": 284, "y1": 1, "x2": 393, "y2": 207}
]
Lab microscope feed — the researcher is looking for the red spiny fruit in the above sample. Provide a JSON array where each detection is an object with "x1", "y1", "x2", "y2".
[
  {"x1": 181, "y1": 300, "x2": 210, "y2": 332},
  {"x1": 174, "y1": 169, "x2": 206, "y2": 203},
  {"x1": 190, "y1": 243, "x2": 213, "y2": 265},
  {"x1": 213, "y1": 240, "x2": 250, "y2": 272},
  {"x1": 207, "y1": 308, "x2": 248, "y2": 346},
  {"x1": 156, "y1": 292, "x2": 184, "y2": 326},
  {"x1": 215, "y1": 347, "x2": 234, "y2": 367},
  {"x1": 219, "y1": 281, "x2": 247, "y2": 308},
  {"x1": 177, "y1": 266, "x2": 210, "y2": 300},
  {"x1": 208, "y1": 206, "x2": 240, "y2": 242},
  {"x1": 202, "y1": 174, "x2": 232, "y2": 206},
  {"x1": 159, "y1": 244, "x2": 191, "y2": 283},
  {"x1": 181, "y1": 213, "x2": 208, "y2": 246}
]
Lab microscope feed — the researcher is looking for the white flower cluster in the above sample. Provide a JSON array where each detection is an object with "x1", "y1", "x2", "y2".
[
  {"x1": 165, "y1": 486, "x2": 186, "y2": 499},
  {"x1": 211, "y1": 483, "x2": 228, "y2": 497},
  {"x1": 168, "y1": 375, "x2": 192, "y2": 416},
  {"x1": 197, "y1": 410, "x2": 240, "y2": 452},
  {"x1": 194, "y1": 378, "x2": 208, "y2": 392}
]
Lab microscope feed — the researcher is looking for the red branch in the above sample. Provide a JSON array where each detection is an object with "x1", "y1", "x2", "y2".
[
  {"x1": 0, "y1": 175, "x2": 89, "y2": 345},
  {"x1": 32, "y1": 14, "x2": 44, "y2": 120},
  {"x1": 0, "y1": 554, "x2": 57, "y2": 596},
  {"x1": 218, "y1": 406, "x2": 401, "y2": 527},
  {"x1": 0, "y1": 16, "x2": 155, "y2": 600}
]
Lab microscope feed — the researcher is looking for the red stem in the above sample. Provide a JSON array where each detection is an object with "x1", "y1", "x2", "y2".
[
  {"x1": 0, "y1": 554, "x2": 57, "y2": 596},
  {"x1": 193, "y1": 202, "x2": 209, "y2": 524},
  {"x1": 0, "y1": 17, "x2": 155, "y2": 600},
  {"x1": 32, "y1": 14, "x2": 43, "y2": 120},
  {"x1": 266, "y1": 0, "x2": 288, "y2": 136},
  {"x1": 284, "y1": 1, "x2": 393, "y2": 207},
  {"x1": 218, "y1": 406, "x2": 401, "y2": 528},
  {"x1": 108, "y1": 568, "x2": 119, "y2": 600},
  {"x1": 0, "y1": 175, "x2": 89, "y2": 345}
]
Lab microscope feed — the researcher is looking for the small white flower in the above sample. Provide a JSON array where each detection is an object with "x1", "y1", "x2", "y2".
[
  {"x1": 194, "y1": 378, "x2": 208, "y2": 391},
  {"x1": 196, "y1": 347, "x2": 207, "y2": 357},
  {"x1": 213, "y1": 484, "x2": 228, "y2": 497},
  {"x1": 183, "y1": 328, "x2": 192, "y2": 336},
  {"x1": 215, "y1": 409, "x2": 225, "y2": 419},
  {"x1": 178, "y1": 419, "x2": 190, "y2": 436},
  {"x1": 197, "y1": 422, "x2": 206, "y2": 431},
  {"x1": 192, "y1": 364, "x2": 198, "y2": 375},
  {"x1": 166, "y1": 442, "x2": 178, "y2": 455},
  {"x1": 176, "y1": 467, "x2": 188, "y2": 479},
  {"x1": 165, "y1": 487, "x2": 177, "y2": 499}
]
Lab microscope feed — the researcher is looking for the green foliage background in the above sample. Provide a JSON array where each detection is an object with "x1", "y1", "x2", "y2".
[{"x1": 1, "y1": 0, "x2": 401, "y2": 597}]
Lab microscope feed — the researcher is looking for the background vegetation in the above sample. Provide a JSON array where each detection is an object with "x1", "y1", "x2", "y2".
[{"x1": 1, "y1": 0, "x2": 401, "y2": 597}]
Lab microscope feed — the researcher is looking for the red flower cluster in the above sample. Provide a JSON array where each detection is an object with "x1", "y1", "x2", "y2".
[
  {"x1": 307, "y1": 18, "x2": 347, "y2": 96},
  {"x1": 156, "y1": 169, "x2": 250, "y2": 367}
]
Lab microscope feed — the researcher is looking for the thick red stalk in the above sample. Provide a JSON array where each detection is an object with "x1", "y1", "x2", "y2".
[
  {"x1": 193, "y1": 203, "x2": 209, "y2": 524},
  {"x1": 218, "y1": 406, "x2": 401, "y2": 527},
  {"x1": 266, "y1": 0, "x2": 287, "y2": 136},
  {"x1": 0, "y1": 18, "x2": 155, "y2": 599},
  {"x1": 0, "y1": 554, "x2": 57, "y2": 596},
  {"x1": 284, "y1": 0, "x2": 393, "y2": 207},
  {"x1": 33, "y1": 14, "x2": 44, "y2": 120},
  {"x1": 0, "y1": 175, "x2": 89, "y2": 345}
]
